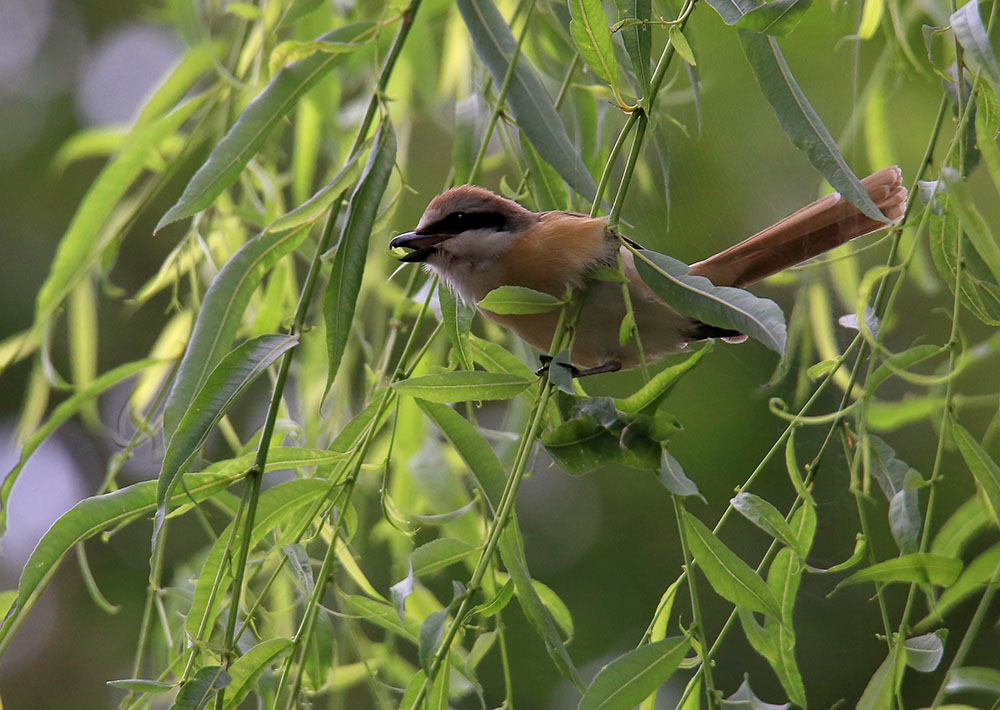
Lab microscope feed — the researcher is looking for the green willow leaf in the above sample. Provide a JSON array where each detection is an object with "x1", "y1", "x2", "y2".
[
  {"x1": 569, "y1": 0, "x2": 621, "y2": 91},
  {"x1": 951, "y1": 420, "x2": 1000, "y2": 523},
  {"x1": 439, "y1": 283, "x2": 475, "y2": 370},
  {"x1": 107, "y1": 679, "x2": 175, "y2": 694},
  {"x1": 919, "y1": 543, "x2": 1000, "y2": 630},
  {"x1": 155, "y1": 334, "x2": 299, "y2": 541},
  {"x1": 0, "y1": 472, "x2": 234, "y2": 657},
  {"x1": 410, "y1": 537, "x2": 479, "y2": 577},
  {"x1": 499, "y1": 522, "x2": 584, "y2": 689},
  {"x1": 578, "y1": 637, "x2": 690, "y2": 710},
  {"x1": 457, "y1": 0, "x2": 597, "y2": 201},
  {"x1": 36, "y1": 94, "x2": 208, "y2": 323},
  {"x1": 867, "y1": 434, "x2": 921, "y2": 554},
  {"x1": 323, "y1": 119, "x2": 396, "y2": 393},
  {"x1": 732, "y1": 492, "x2": 804, "y2": 556},
  {"x1": 171, "y1": 666, "x2": 230, "y2": 710},
  {"x1": 615, "y1": 342, "x2": 711, "y2": 414},
  {"x1": 951, "y1": 0, "x2": 1000, "y2": 93},
  {"x1": 394, "y1": 371, "x2": 533, "y2": 403},
  {"x1": 186, "y1": 479, "x2": 329, "y2": 642},
  {"x1": 615, "y1": 0, "x2": 651, "y2": 92},
  {"x1": 136, "y1": 43, "x2": 217, "y2": 127},
  {"x1": 657, "y1": 450, "x2": 703, "y2": 499},
  {"x1": 704, "y1": 0, "x2": 760, "y2": 25},
  {"x1": 682, "y1": 510, "x2": 782, "y2": 618},
  {"x1": 162, "y1": 227, "x2": 308, "y2": 440},
  {"x1": 467, "y1": 335, "x2": 535, "y2": 378},
  {"x1": 478, "y1": 285, "x2": 564, "y2": 314},
  {"x1": 737, "y1": 29, "x2": 886, "y2": 222},
  {"x1": 416, "y1": 399, "x2": 507, "y2": 509},
  {"x1": 856, "y1": 648, "x2": 905, "y2": 710},
  {"x1": 946, "y1": 666, "x2": 1000, "y2": 696},
  {"x1": 521, "y1": 133, "x2": 569, "y2": 211},
  {"x1": 155, "y1": 22, "x2": 376, "y2": 230},
  {"x1": 1, "y1": 357, "x2": 158, "y2": 537},
  {"x1": 222, "y1": 638, "x2": 293, "y2": 710},
  {"x1": 837, "y1": 553, "x2": 962, "y2": 589},
  {"x1": 633, "y1": 249, "x2": 787, "y2": 354},
  {"x1": 765, "y1": 548, "x2": 807, "y2": 705},
  {"x1": 735, "y1": 0, "x2": 812, "y2": 36},
  {"x1": 930, "y1": 496, "x2": 991, "y2": 559}
]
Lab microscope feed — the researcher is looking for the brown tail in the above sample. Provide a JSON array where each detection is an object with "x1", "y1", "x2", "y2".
[{"x1": 689, "y1": 167, "x2": 907, "y2": 288}]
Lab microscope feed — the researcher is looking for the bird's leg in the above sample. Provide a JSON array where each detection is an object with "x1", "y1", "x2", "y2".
[
  {"x1": 571, "y1": 360, "x2": 622, "y2": 378},
  {"x1": 534, "y1": 354, "x2": 553, "y2": 376}
]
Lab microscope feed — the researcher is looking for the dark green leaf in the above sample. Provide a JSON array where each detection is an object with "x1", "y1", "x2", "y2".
[
  {"x1": 615, "y1": 342, "x2": 711, "y2": 414},
  {"x1": 170, "y1": 666, "x2": 230, "y2": 710},
  {"x1": 633, "y1": 249, "x2": 786, "y2": 354},
  {"x1": 735, "y1": 0, "x2": 812, "y2": 36},
  {"x1": 458, "y1": 0, "x2": 597, "y2": 201},
  {"x1": 856, "y1": 648, "x2": 905, "y2": 710},
  {"x1": 418, "y1": 608, "x2": 449, "y2": 673},
  {"x1": 704, "y1": 0, "x2": 761, "y2": 25},
  {"x1": 732, "y1": 492, "x2": 804, "y2": 556},
  {"x1": 919, "y1": 543, "x2": 1000, "y2": 629},
  {"x1": 737, "y1": 29, "x2": 887, "y2": 222},
  {"x1": 867, "y1": 434, "x2": 921, "y2": 554},
  {"x1": 683, "y1": 510, "x2": 782, "y2": 618},
  {"x1": 615, "y1": 0, "x2": 651, "y2": 92},
  {"x1": 532, "y1": 579, "x2": 575, "y2": 642},
  {"x1": 155, "y1": 335, "x2": 298, "y2": 540},
  {"x1": 837, "y1": 553, "x2": 962, "y2": 589},
  {"x1": 479, "y1": 285, "x2": 564, "y2": 314},
  {"x1": 951, "y1": 420, "x2": 1000, "y2": 524},
  {"x1": 222, "y1": 638, "x2": 293, "y2": 710},
  {"x1": 578, "y1": 637, "x2": 690, "y2": 710},
  {"x1": 439, "y1": 283, "x2": 475, "y2": 370},
  {"x1": 499, "y1": 523, "x2": 583, "y2": 688},
  {"x1": 162, "y1": 227, "x2": 308, "y2": 440},
  {"x1": 416, "y1": 399, "x2": 507, "y2": 510},
  {"x1": 394, "y1": 371, "x2": 534, "y2": 403},
  {"x1": 107, "y1": 679, "x2": 175, "y2": 694},
  {"x1": 765, "y1": 548, "x2": 807, "y2": 705},
  {"x1": 930, "y1": 496, "x2": 991, "y2": 558},
  {"x1": 323, "y1": 120, "x2": 396, "y2": 392},
  {"x1": 156, "y1": 23, "x2": 376, "y2": 229},
  {"x1": 521, "y1": 133, "x2": 570, "y2": 212}
]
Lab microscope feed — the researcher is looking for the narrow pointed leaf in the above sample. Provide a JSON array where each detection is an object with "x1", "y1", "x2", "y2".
[
  {"x1": 155, "y1": 22, "x2": 376, "y2": 230},
  {"x1": 615, "y1": 343, "x2": 711, "y2": 414},
  {"x1": 439, "y1": 283, "x2": 475, "y2": 369},
  {"x1": 394, "y1": 371, "x2": 533, "y2": 403},
  {"x1": 683, "y1": 510, "x2": 783, "y2": 618},
  {"x1": 416, "y1": 399, "x2": 507, "y2": 510},
  {"x1": 735, "y1": 0, "x2": 812, "y2": 36},
  {"x1": 615, "y1": 0, "x2": 651, "y2": 92},
  {"x1": 951, "y1": 0, "x2": 1000, "y2": 92},
  {"x1": 633, "y1": 249, "x2": 787, "y2": 354},
  {"x1": 170, "y1": 666, "x2": 230, "y2": 710},
  {"x1": 410, "y1": 537, "x2": 479, "y2": 577},
  {"x1": 737, "y1": 30, "x2": 886, "y2": 222},
  {"x1": 951, "y1": 421, "x2": 1000, "y2": 523},
  {"x1": 1, "y1": 357, "x2": 158, "y2": 537},
  {"x1": 657, "y1": 450, "x2": 703, "y2": 499},
  {"x1": 323, "y1": 120, "x2": 396, "y2": 392},
  {"x1": 36, "y1": 95, "x2": 208, "y2": 322},
  {"x1": 704, "y1": 0, "x2": 761, "y2": 25},
  {"x1": 579, "y1": 636, "x2": 690, "y2": 710},
  {"x1": 946, "y1": 666, "x2": 1000, "y2": 696},
  {"x1": 458, "y1": 0, "x2": 597, "y2": 201},
  {"x1": 837, "y1": 553, "x2": 962, "y2": 589},
  {"x1": 162, "y1": 227, "x2": 308, "y2": 440},
  {"x1": 222, "y1": 638, "x2": 293, "y2": 710},
  {"x1": 156, "y1": 335, "x2": 298, "y2": 526},
  {"x1": 479, "y1": 285, "x2": 564, "y2": 314},
  {"x1": 732, "y1": 492, "x2": 805, "y2": 556},
  {"x1": 569, "y1": 0, "x2": 621, "y2": 90}
]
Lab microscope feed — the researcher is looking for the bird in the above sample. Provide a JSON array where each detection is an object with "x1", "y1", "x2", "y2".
[{"x1": 389, "y1": 167, "x2": 907, "y2": 376}]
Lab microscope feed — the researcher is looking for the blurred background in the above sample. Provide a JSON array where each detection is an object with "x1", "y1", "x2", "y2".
[{"x1": 1, "y1": 0, "x2": 999, "y2": 708}]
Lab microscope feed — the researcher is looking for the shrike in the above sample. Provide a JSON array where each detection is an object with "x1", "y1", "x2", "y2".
[{"x1": 390, "y1": 167, "x2": 906, "y2": 375}]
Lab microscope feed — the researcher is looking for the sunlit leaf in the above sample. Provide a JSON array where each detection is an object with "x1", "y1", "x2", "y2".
[
  {"x1": 156, "y1": 23, "x2": 376, "y2": 230},
  {"x1": 411, "y1": 537, "x2": 479, "y2": 577},
  {"x1": 569, "y1": 0, "x2": 621, "y2": 92},
  {"x1": 951, "y1": 420, "x2": 1000, "y2": 524},
  {"x1": 735, "y1": 0, "x2": 812, "y2": 36},
  {"x1": 837, "y1": 553, "x2": 962, "y2": 589},
  {"x1": 222, "y1": 638, "x2": 293, "y2": 710},
  {"x1": 478, "y1": 285, "x2": 564, "y2": 314},
  {"x1": 324, "y1": 119, "x2": 396, "y2": 393}
]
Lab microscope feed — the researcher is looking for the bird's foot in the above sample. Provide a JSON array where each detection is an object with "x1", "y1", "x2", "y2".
[{"x1": 535, "y1": 356, "x2": 621, "y2": 378}]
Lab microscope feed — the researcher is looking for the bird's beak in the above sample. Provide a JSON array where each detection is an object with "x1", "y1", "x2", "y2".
[{"x1": 389, "y1": 231, "x2": 453, "y2": 263}]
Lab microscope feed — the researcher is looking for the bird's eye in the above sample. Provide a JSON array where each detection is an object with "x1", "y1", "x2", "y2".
[{"x1": 453, "y1": 212, "x2": 467, "y2": 221}]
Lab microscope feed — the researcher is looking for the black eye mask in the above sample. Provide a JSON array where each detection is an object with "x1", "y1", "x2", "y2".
[{"x1": 420, "y1": 210, "x2": 508, "y2": 235}]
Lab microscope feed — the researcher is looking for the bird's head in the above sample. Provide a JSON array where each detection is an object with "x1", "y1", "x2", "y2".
[{"x1": 389, "y1": 186, "x2": 536, "y2": 271}]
